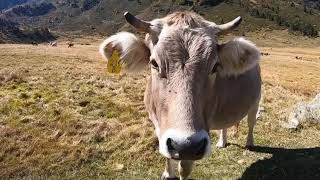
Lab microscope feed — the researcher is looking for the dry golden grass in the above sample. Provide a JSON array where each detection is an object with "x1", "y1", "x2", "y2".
[
  {"x1": 260, "y1": 47, "x2": 320, "y2": 96},
  {"x1": 0, "y1": 36, "x2": 319, "y2": 179}
]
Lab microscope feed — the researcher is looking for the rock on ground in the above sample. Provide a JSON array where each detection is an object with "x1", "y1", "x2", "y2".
[{"x1": 283, "y1": 93, "x2": 320, "y2": 129}]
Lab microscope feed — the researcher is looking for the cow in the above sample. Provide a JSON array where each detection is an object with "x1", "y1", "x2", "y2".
[
  {"x1": 67, "y1": 42, "x2": 74, "y2": 48},
  {"x1": 50, "y1": 41, "x2": 57, "y2": 47},
  {"x1": 31, "y1": 41, "x2": 38, "y2": 46},
  {"x1": 99, "y1": 11, "x2": 261, "y2": 180}
]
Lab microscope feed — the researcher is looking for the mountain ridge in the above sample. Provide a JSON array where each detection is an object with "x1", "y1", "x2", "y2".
[
  {"x1": 0, "y1": 0, "x2": 319, "y2": 43},
  {"x1": 0, "y1": 0, "x2": 31, "y2": 11}
]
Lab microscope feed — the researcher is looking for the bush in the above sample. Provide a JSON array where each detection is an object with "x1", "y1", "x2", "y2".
[
  {"x1": 11, "y1": 3, "x2": 56, "y2": 17},
  {"x1": 249, "y1": 7, "x2": 319, "y2": 37},
  {"x1": 82, "y1": 0, "x2": 100, "y2": 11}
]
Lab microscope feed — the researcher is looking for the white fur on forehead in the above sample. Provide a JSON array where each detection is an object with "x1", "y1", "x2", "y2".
[
  {"x1": 218, "y1": 37, "x2": 260, "y2": 76},
  {"x1": 99, "y1": 32, "x2": 150, "y2": 73}
]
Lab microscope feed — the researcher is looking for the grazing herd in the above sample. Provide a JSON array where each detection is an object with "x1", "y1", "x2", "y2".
[
  {"x1": 261, "y1": 52, "x2": 306, "y2": 60},
  {"x1": 29, "y1": 41, "x2": 77, "y2": 47}
]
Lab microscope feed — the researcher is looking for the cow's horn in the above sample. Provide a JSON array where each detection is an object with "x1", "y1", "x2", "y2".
[
  {"x1": 124, "y1": 12, "x2": 151, "y2": 32},
  {"x1": 214, "y1": 16, "x2": 242, "y2": 33}
]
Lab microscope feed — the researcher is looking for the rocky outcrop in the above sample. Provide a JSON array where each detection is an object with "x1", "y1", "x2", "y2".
[{"x1": 283, "y1": 93, "x2": 320, "y2": 129}]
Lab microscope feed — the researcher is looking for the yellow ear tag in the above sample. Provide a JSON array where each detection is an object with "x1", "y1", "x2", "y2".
[{"x1": 107, "y1": 50, "x2": 122, "y2": 74}]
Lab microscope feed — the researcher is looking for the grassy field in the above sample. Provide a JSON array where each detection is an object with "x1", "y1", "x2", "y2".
[{"x1": 0, "y1": 36, "x2": 320, "y2": 179}]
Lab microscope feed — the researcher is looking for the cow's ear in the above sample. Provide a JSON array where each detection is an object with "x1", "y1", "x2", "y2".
[
  {"x1": 217, "y1": 37, "x2": 260, "y2": 76},
  {"x1": 99, "y1": 32, "x2": 150, "y2": 73}
]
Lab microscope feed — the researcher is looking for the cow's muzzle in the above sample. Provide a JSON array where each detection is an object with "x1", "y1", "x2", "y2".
[{"x1": 159, "y1": 129, "x2": 211, "y2": 160}]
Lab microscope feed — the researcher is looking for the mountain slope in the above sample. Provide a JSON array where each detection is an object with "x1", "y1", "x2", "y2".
[
  {"x1": 0, "y1": 0, "x2": 31, "y2": 11},
  {"x1": 0, "y1": 0, "x2": 156, "y2": 36},
  {"x1": 305, "y1": 0, "x2": 320, "y2": 10},
  {"x1": 0, "y1": 18, "x2": 55, "y2": 44},
  {"x1": 0, "y1": 0, "x2": 319, "y2": 43}
]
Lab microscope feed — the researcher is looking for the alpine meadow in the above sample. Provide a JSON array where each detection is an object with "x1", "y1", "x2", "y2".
[{"x1": 0, "y1": 0, "x2": 320, "y2": 179}]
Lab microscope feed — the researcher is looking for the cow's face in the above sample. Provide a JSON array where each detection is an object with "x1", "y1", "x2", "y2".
[
  {"x1": 146, "y1": 25, "x2": 219, "y2": 160},
  {"x1": 100, "y1": 11, "x2": 260, "y2": 160}
]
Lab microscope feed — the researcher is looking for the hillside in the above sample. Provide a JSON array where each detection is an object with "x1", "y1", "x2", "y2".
[
  {"x1": 305, "y1": 0, "x2": 320, "y2": 10},
  {"x1": 0, "y1": 0, "x2": 155, "y2": 36},
  {"x1": 0, "y1": 17, "x2": 56, "y2": 44},
  {"x1": 0, "y1": 0, "x2": 319, "y2": 43},
  {"x1": 0, "y1": 0, "x2": 30, "y2": 11}
]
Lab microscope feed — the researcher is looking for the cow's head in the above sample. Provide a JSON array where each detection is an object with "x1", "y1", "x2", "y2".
[{"x1": 100, "y1": 11, "x2": 260, "y2": 160}]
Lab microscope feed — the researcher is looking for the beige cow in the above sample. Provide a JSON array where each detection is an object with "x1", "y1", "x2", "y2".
[{"x1": 100, "y1": 11, "x2": 261, "y2": 180}]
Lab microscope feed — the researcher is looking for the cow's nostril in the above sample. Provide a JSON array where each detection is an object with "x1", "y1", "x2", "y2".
[
  {"x1": 195, "y1": 138, "x2": 207, "y2": 156},
  {"x1": 166, "y1": 138, "x2": 176, "y2": 151}
]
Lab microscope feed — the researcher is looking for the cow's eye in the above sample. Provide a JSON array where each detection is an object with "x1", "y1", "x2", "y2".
[{"x1": 150, "y1": 59, "x2": 159, "y2": 71}]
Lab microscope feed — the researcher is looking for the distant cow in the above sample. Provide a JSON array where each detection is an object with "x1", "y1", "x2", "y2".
[
  {"x1": 67, "y1": 42, "x2": 74, "y2": 48},
  {"x1": 100, "y1": 11, "x2": 261, "y2": 179},
  {"x1": 31, "y1": 41, "x2": 38, "y2": 46},
  {"x1": 295, "y1": 56, "x2": 302, "y2": 60},
  {"x1": 50, "y1": 42, "x2": 57, "y2": 47},
  {"x1": 81, "y1": 43, "x2": 91, "y2": 46},
  {"x1": 261, "y1": 52, "x2": 270, "y2": 56}
]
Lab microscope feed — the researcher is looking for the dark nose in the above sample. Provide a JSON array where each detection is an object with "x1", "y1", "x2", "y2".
[{"x1": 166, "y1": 137, "x2": 208, "y2": 160}]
